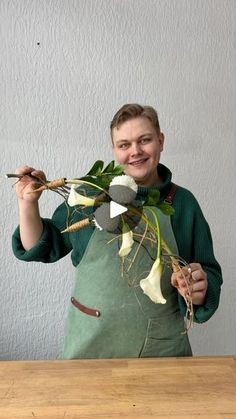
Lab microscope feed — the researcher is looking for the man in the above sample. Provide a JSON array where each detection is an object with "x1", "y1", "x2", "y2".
[{"x1": 12, "y1": 103, "x2": 222, "y2": 358}]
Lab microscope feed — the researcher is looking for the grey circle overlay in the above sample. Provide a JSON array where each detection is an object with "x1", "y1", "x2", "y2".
[{"x1": 94, "y1": 185, "x2": 142, "y2": 233}]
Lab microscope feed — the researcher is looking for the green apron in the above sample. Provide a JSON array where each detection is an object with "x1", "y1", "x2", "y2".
[{"x1": 63, "y1": 209, "x2": 192, "y2": 359}]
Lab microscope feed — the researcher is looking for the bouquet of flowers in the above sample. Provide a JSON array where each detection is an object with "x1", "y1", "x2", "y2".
[{"x1": 7, "y1": 160, "x2": 194, "y2": 327}]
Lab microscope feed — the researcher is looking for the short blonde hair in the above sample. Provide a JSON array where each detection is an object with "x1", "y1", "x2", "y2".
[{"x1": 110, "y1": 103, "x2": 161, "y2": 135}]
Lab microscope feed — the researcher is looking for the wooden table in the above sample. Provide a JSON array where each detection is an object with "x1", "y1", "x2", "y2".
[{"x1": 0, "y1": 356, "x2": 235, "y2": 418}]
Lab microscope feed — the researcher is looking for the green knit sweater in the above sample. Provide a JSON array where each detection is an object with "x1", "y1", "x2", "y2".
[{"x1": 12, "y1": 164, "x2": 222, "y2": 324}]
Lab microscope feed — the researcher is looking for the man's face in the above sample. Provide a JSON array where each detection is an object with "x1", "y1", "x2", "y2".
[{"x1": 112, "y1": 117, "x2": 164, "y2": 186}]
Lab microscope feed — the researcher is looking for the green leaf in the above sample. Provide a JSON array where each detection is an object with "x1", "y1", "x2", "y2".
[
  {"x1": 86, "y1": 160, "x2": 104, "y2": 176},
  {"x1": 148, "y1": 189, "x2": 160, "y2": 201},
  {"x1": 111, "y1": 164, "x2": 125, "y2": 175},
  {"x1": 143, "y1": 189, "x2": 160, "y2": 206},
  {"x1": 156, "y1": 202, "x2": 175, "y2": 215},
  {"x1": 97, "y1": 174, "x2": 115, "y2": 189},
  {"x1": 80, "y1": 174, "x2": 112, "y2": 190},
  {"x1": 103, "y1": 160, "x2": 115, "y2": 173},
  {"x1": 79, "y1": 175, "x2": 98, "y2": 183},
  {"x1": 143, "y1": 196, "x2": 156, "y2": 206}
]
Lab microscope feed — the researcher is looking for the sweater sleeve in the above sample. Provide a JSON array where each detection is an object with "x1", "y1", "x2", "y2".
[
  {"x1": 12, "y1": 202, "x2": 73, "y2": 263},
  {"x1": 172, "y1": 187, "x2": 223, "y2": 323}
]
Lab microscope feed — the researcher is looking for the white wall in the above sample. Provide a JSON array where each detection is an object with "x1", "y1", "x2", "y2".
[{"x1": 1, "y1": 0, "x2": 235, "y2": 359}]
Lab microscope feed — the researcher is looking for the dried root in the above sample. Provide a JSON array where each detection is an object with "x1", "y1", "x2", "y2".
[
  {"x1": 61, "y1": 217, "x2": 91, "y2": 233},
  {"x1": 171, "y1": 262, "x2": 194, "y2": 330},
  {"x1": 32, "y1": 178, "x2": 66, "y2": 192}
]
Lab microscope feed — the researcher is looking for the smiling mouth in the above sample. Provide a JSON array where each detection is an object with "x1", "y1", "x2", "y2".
[{"x1": 129, "y1": 158, "x2": 148, "y2": 166}]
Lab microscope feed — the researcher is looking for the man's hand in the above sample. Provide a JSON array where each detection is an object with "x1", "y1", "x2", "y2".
[
  {"x1": 171, "y1": 263, "x2": 208, "y2": 305},
  {"x1": 14, "y1": 166, "x2": 46, "y2": 250},
  {"x1": 15, "y1": 166, "x2": 46, "y2": 202}
]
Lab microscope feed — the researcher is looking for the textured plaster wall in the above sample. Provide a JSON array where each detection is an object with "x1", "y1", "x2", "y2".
[{"x1": 1, "y1": 0, "x2": 235, "y2": 359}]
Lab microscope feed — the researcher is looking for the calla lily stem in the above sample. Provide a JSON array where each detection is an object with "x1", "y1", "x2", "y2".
[
  {"x1": 127, "y1": 205, "x2": 179, "y2": 269},
  {"x1": 65, "y1": 179, "x2": 109, "y2": 195}
]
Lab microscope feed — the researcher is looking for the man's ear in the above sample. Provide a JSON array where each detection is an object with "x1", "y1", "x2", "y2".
[{"x1": 159, "y1": 132, "x2": 165, "y2": 151}]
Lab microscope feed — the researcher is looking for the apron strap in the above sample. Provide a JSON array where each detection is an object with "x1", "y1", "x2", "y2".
[{"x1": 164, "y1": 183, "x2": 177, "y2": 204}]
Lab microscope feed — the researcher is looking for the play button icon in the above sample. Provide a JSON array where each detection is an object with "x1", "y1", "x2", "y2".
[
  {"x1": 94, "y1": 184, "x2": 143, "y2": 233},
  {"x1": 110, "y1": 201, "x2": 127, "y2": 218}
]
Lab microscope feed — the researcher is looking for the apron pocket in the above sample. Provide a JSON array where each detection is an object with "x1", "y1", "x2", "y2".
[{"x1": 139, "y1": 314, "x2": 192, "y2": 357}]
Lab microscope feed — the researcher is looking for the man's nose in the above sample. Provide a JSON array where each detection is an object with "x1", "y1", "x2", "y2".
[{"x1": 130, "y1": 142, "x2": 142, "y2": 155}]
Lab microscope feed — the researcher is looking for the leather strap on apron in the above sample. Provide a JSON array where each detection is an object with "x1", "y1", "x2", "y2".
[
  {"x1": 164, "y1": 183, "x2": 177, "y2": 204},
  {"x1": 71, "y1": 297, "x2": 101, "y2": 317}
]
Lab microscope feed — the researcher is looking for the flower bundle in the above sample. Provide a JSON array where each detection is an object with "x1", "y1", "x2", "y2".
[{"x1": 7, "y1": 160, "x2": 193, "y2": 326}]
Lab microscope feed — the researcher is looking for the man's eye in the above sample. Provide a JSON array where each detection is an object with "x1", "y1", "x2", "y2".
[
  {"x1": 119, "y1": 143, "x2": 129, "y2": 149},
  {"x1": 141, "y1": 138, "x2": 151, "y2": 144}
]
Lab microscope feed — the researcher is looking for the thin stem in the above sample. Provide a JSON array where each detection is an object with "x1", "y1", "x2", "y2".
[
  {"x1": 127, "y1": 205, "x2": 180, "y2": 268},
  {"x1": 145, "y1": 207, "x2": 161, "y2": 260},
  {"x1": 65, "y1": 179, "x2": 109, "y2": 195},
  {"x1": 5, "y1": 173, "x2": 46, "y2": 184}
]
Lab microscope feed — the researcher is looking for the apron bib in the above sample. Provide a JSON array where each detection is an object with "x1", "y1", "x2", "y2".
[{"x1": 63, "y1": 209, "x2": 192, "y2": 358}]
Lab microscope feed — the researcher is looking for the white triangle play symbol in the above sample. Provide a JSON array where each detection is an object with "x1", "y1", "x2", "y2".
[{"x1": 110, "y1": 201, "x2": 127, "y2": 218}]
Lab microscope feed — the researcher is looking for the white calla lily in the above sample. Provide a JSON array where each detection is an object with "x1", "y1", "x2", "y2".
[
  {"x1": 118, "y1": 228, "x2": 134, "y2": 257},
  {"x1": 68, "y1": 185, "x2": 95, "y2": 207},
  {"x1": 140, "y1": 258, "x2": 166, "y2": 304}
]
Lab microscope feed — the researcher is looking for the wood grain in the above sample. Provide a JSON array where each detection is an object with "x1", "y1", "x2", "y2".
[{"x1": 0, "y1": 356, "x2": 235, "y2": 418}]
